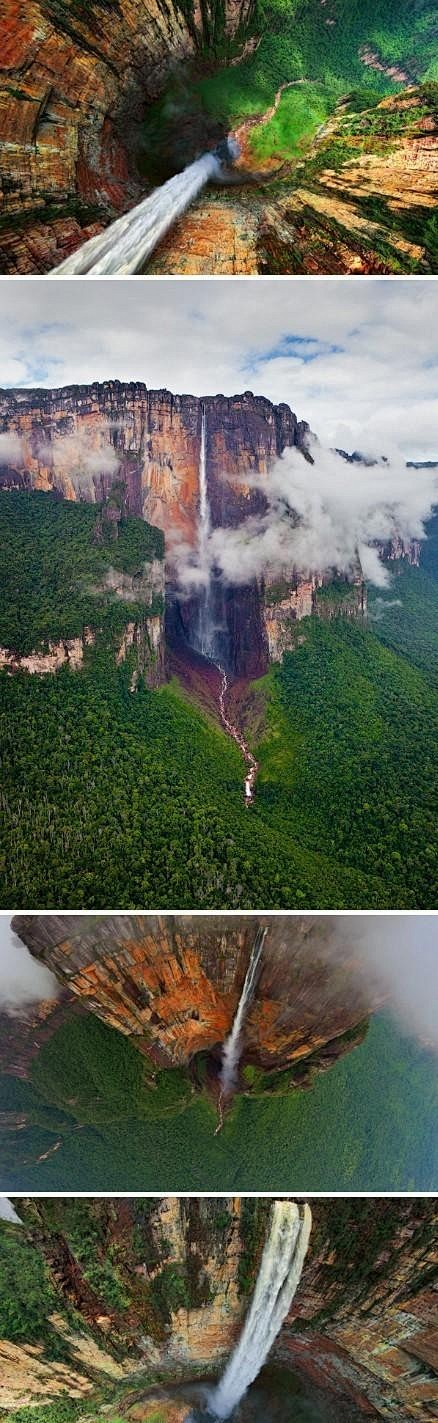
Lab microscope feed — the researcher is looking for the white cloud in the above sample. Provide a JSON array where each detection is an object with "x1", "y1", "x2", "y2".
[
  {"x1": 335, "y1": 916, "x2": 438, "y2": 1050},
  {"x1": 0, "y1": 279, "x2": 436, "y2": 459},
  {"x1": 197, "y1": 444, "x2": 438, "y2": 589},
  {"x1": 0, "y1": 918, "x2": 59, "y2": 1014}
]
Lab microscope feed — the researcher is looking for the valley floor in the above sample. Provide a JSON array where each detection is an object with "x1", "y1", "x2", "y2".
[{"x1": 0, "y1": 1013, "x2": 436, "y2": 1191}]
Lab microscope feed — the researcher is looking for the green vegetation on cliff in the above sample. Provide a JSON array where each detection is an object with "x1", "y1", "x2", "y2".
[
  {"x1": 0, "y1": 1228, "x2": 57, "y2": 1345},
  {"x1": 139, "y1": 0, "x2": 438, "y2": 211},
  {"x1": 0, "y1": 491, "x2": 163, "y2": 655},
  {"x1": 196, "y1": 0, "x2": 437, "y2": 152},
  {"x1": 255, "y1": 614, "x2": 437, "y2": 906}
]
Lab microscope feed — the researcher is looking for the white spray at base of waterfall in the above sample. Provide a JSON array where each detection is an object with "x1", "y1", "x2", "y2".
[
  {"x1": 208, "y1": 1201, "x2": 312, "y2": 1420},
  {"x1": 219, "y1": 926, "x2": 267, "y2": 1097},
  {"x1": 52, "y1": 152, "x2": 222, "y2": 275}
]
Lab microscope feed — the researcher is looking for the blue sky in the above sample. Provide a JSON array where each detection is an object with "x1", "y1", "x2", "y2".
[{"x1": 0, "y1": 277, "x2": 437, "y2": 456}]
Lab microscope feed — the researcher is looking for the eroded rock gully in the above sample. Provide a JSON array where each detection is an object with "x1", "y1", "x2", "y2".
[{"x1": 1, "y1": 1197, "x2": 436, "y2": 1421}]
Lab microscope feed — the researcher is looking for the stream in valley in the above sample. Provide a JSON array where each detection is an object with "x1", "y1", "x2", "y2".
[{"x1": 218, "y1": 666, "x2": 258, "y2": 804}]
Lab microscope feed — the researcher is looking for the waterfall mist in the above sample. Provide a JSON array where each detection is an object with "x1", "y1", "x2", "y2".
[
  {"x1": 334, "y1": 915, "x2": 438, "y2": 1049},
  {"x1": 220, "y1": 927, "x2": 267, "y2": 1096},
  {"x1": 209, "y1": 1201, "x2": 312, "y2": 1420},
  {"x1": 52, "y1": 146, "x2": 235, "y2": 276}
]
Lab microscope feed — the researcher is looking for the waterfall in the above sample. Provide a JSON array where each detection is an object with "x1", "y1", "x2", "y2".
[
  {"x1": 52, "y1": 139, "x2": 239, "y2": 276},
  {"x1": 0, "y1": 1199, "x2": 22, "y2": 1224},
  {"x1": 219, "y1": 926, "x2": 267, "y2": 1096},
  {"x1": 209, "y1": 1201, "x2": 312, "y2": 1420},
  {"x1": 197, "y1": 403, "x2": 214, "y2": 657}
]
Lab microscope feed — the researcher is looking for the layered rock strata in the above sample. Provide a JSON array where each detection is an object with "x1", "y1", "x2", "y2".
[
  {"x1": 12, "y1": 913, "x2": 382, "y2": 1076},
  {"x1": 0, "y1": 0, "x2": 256, "y2": 273},
  {"x1": 0, "y1": 382, "x2": 422, "y2": 674},
  {"x1": 0, "y1": 1197, "x2": 436, "y2": 1421}
]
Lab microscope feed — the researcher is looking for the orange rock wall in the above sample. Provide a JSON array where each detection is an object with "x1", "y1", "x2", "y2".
[
  {"x1": 2, "y1": 1197, "x2": 436, "y2": 1422},
  {"x1": 12, "y1": 913, "x2": 381, "y2": 1072},
  {"x1": 0, "y1": 0, "x2": 255, "y2": 272},
  {"x1": 0, "y1": 382, "x2": 307, "y2": 550}
]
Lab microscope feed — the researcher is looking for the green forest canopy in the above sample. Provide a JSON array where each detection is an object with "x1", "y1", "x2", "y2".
[
  {"x1": 0, "y1": 491, "x2": 163, "y2": 654},
  {"x1": 0, "y1": 1010, "x2": 436, "y2": 1191}
]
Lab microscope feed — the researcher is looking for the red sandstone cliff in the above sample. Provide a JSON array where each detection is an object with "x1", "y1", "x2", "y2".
[
  {"x1": 0, "y1": 383, "x2": 308, "y2": 548},
  {"x1": 0, "y1": 0, "x2": 256, "y2": 274},
  {"x1": 0, "y1": 382, "x2": 422, "y2": 675},
  {"x1": 11, "y1": 913, "x2": 381, "y2": 1080},
  {"x1": 1, "y1": 1197, "x2": 436, "y2": 1421}
]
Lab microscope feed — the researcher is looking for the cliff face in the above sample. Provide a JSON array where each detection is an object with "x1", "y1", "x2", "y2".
[
  {"x1": 1, "y1": 1197, "x2": 436, "y2": 1421},
  {"x1": 0, "y1": 383, "x2": 308, "y2": 545},
  {"x1": 262, "y1": 575, "x2": 367, "y2": 661},
  {"x1": 257, "y1": 87, "x2": 438, "y2": 276},
  {"x1": 0, "y1": 382, "x2": 311, "y2": 676},
  {"x1": 0, "y1": 0, "x2": 256, "y2": 274},
  {"x1": 276, "y1": 1198, "x2": 438, "y2": 1423},
  {"x1": 11, "y1": 913, "x2": 381, "y2": 1079},
  {"x1": 0, "y1": 381, "x2": 421, "y2": 676}
]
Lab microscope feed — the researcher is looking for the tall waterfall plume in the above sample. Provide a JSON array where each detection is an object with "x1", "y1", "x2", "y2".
[
  {"x1": 219, "y1": 926, "x2": 267, "y2": 1097},
  {"x1": 209, "y1": 1200, "x2": 312, "y2": 1420},
  {"x1": 197, "y1": 402, "x2": 214, "y2": 658},
  {"x1": 52, "y1": 140, "x2": 239, "y2": 276}
]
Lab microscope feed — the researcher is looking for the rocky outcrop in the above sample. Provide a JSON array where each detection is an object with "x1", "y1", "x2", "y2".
[
  {"x1": 115, "y1": 613, "x2": 165, "y2": 688},
  {"x1": 257, "y1": 87, "x2": 438, "y2": 276},
  {"x1": 136, "y1": 85, "x2": 438, "y2": 276},
  {"x1": 261, "y1": 574, "x2": 368, "y2": 660},
  {"x1": 0, "y1": 0, "x2": 257, "y2": 274},
  {"x1": 0, "y1": 554, "x2": 165, "y2": 686},
  {"x1": 1, "y1": 1197, "x2": 436, "y2": 1420},
  {"x1": 0, "y1": 632, "x2": 93, "y2": 674},
  {"x1": 11, "y1": 914, "x2": 382, "y2": 1081},
  {"x1": 0, "y1": 1338, "x2": 94, "y2": 1412}
]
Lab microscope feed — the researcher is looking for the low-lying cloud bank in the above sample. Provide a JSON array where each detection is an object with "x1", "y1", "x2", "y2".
[
  {"x1": 1, "y1": 425, "x2": 120, "y2": 493},
  {"x1": 0, "y1": 921, "x2": 59, "y2": 1014},
  {"x1": 193, "y1": 444, "x2": 438, "y2": 590},
  {"x1": 334, "y1": 915, "x2": 438, "y2": 1049}
]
